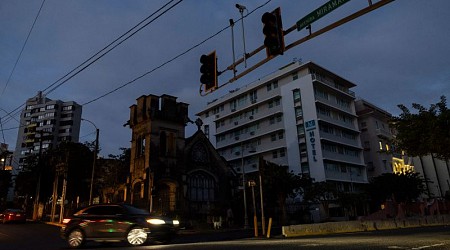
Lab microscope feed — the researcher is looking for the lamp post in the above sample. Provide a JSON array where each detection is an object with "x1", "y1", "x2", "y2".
[
  {"x1": 248, "y1": 179, "x2": 258, "y2": 237},
  {"x1": 241, "y1": 143, "x2": 256, "y2": 229},
  {"x1": 82, "y1": 118, "x2": 99, "y2": 205},
  {"x1": 241, "y1": 144, "x2": 249, "y2": 229},
  {"x1": 235, "y1": 3, "x2": 248, "y2": 67}
]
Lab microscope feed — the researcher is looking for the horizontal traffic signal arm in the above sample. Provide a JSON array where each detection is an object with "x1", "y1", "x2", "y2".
[{"x1": 200, "y1": 0, "x2": 394, "y2": 96}]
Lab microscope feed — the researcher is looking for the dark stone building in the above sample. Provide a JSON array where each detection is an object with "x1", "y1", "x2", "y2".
[{"x1": 126, "y1": 94, "x2": 235, "y2": 224}]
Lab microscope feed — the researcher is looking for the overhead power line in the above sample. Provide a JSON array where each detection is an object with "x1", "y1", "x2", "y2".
[
  {"x1": 1, "y1": 0, "x2": 183, "y2": 130},
  {"x1": 1, "y1": 0, "x2": 46, "y2": 97},
  {"x1": 83, "y1": 0, "x2": 272, "y2": 106}
]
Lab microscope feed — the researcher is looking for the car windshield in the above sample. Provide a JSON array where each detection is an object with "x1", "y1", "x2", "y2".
[{"x1": 123, "y1": 204, "x2": 150, "y2": 215}]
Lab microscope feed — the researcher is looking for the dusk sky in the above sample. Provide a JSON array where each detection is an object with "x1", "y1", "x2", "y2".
[{"x1": 1, "y1": 0, "x2": 449, "y2": 157}]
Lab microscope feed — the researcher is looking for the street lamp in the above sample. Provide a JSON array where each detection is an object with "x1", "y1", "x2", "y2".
[
  {"x1": 241, "y1": 142, "x2": 255, "y2": 229},
  {"x1": 248, "y1": 179, "x2": 258, "y2": 237},
  {"x1": 82, "y1": 118, "x2": 99, "y2": 205},
  {"x1": 236, "y1": 3, "x2": 248, "y2": 67}
]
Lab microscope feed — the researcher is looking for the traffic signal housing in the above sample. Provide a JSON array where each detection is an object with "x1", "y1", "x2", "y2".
[
  {"x1": 200, "y1": 51, "x2": 218, "y2": 93},
  {"x1": 261, "y1": 7, "x2": 285, "y2": 57}
]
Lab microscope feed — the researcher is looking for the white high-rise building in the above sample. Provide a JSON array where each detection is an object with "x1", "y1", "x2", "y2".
[
  {"x1": 197, "y1": 61, "x2": 367, "y2": 191},
  {"x1": 13, "y1": 92, "x2": 82, "y2": 172}
]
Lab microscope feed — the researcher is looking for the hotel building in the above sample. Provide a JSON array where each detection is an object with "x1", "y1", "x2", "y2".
[{"x1": 197, "y1": 61, "x2": 367, "y2": 191}]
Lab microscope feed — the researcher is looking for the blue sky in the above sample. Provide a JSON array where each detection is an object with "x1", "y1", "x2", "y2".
[{"x1": 1, "y1": 0, "x2": 449, "y2": 156}]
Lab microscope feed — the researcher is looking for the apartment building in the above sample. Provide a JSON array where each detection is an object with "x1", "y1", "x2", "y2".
[
  {"x1": 354, "y1": 98, "x2": 450, "y2": 198},
  {"x1": 355, "y1": 98, "x2": 395, "y2": 178},
  {"x1": 13, "y1": 92, "x2": 82, "y2": 172},
  {"x1": 197, "y1": 61, "x2": 367, "y2": 191}
]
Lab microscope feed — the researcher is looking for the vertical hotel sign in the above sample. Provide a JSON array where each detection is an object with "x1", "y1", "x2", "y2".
[{"x1": 305, "y1": 120, "x2": 318, "y2": 162}]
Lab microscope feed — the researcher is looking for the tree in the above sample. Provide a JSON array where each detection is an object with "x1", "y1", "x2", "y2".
[
  {"x1": 391, "y1": 96, "x2": 450, "y2": 160},
  {"x1": 0, "y1": 170, "x2": 12, "y2": 209},
  {"x1": 301, "y1": 180, "x2": 337, "y2": 220},
  {"x1": 96, "y1": 148, "x2": 130, "y2": 203},
  {"x1": 256, "y1": 160, "x2": 303, "y2": 225},
  {"x1": 366, "y1": 172, "x2": 426, "y2": 207}
]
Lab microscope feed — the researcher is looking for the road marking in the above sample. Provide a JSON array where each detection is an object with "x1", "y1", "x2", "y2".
[
  {"x1": 388, "y1": 246, "x2": 408, "y2": 249},
  {"x1": 0, "y1": 232, "x2": 11, "y2": 237},
  {"x1": 412, "y1": 243, "x2": 445, "y2": 249}
]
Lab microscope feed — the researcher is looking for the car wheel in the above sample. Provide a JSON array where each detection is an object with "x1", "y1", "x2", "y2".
[
  {"x1": 67, "y1": 228, "x2": 85, "y2": 248},
  {"x1": 126, "y1": 227, "x2": 148, "y2": 246}
]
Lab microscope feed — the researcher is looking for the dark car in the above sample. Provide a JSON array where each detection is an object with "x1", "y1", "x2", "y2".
[
  {"x1": 60, "y1": 203, "x2": 179, "y2": 248},
  {"x1": 0, "y1": 209, "x2": 26, "y2": 223}
]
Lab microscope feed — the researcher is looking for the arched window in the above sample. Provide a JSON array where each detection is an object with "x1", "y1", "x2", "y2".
[{"x1": 187, "y1": 171, "x2": 216, "y2": 202}]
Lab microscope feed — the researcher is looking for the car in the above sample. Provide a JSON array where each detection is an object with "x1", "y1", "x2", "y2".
[
  {"x1": 60, "y1": 203, "x2": 179, "y2": 248},
  {"x1": 0, "y1": 209, "x2": 26, "y2": 223}
]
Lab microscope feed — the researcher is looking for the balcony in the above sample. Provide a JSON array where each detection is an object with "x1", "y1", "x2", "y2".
[
  {"x1": 311, "y1": 74, "x2": 355, "y2": 97},
  {"x1": 376, "y1": 128, "x2": 392, "y2": 139}
]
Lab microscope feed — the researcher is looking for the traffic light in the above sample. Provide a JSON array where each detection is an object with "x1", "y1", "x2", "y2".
[
  {"x1": 200, "y1": 51, "x2": 218, "y2": 93},
  {"x1": 261, "y1": 7, "x2": 285, "y2": 57}
]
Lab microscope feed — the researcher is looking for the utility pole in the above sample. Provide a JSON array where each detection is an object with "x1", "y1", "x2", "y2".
[
  {"x1": 89, "y1": 128, "x2": 99, "y2": 205},
  {"x1": 33, "y1": 130, "x2": 45, "y2": 220}
]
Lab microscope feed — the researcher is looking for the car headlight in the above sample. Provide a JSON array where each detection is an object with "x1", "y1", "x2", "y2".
[
  {"x1": 147, "y1": 218, "x2": 166, "y2": 225},
  {"x1": 173, "y1": 220, "x2": 180, "y2": 225}
]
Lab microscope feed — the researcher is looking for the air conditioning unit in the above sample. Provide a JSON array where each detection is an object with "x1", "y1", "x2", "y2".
[
  {"x1": 249, "y1": 116, "x2": 254, "y2": 120},
  {"x1": 215, "y1": 114, "x2": 220, "y2": 118},
  {"x1": 231, "y1": 108, "x2": 236, "y2": 112},
  {"x1": 250, "y1": 131, "x2": 255, "y2": 135}
]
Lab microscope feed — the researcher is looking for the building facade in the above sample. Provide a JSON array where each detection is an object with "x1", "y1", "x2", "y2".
[
  {"x1": 355, "y1": 98, "x2": 395, "y2": 178},
  {"x1": 197, "y1": 61, "x2": 367, "y2": 192},
  {"x1": 354, "y1": 99, "x2": 450, "y2": 199},
  {"x1": 13, "y1": 92, "x2": 82, "y2": 173},
  {"x1": 126, "y1": 94, "x2": 235, "y2": 223}
]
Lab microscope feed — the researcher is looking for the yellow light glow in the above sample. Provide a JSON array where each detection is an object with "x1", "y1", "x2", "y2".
[{"x1": 392, "y1": 157, "x2": 414, "y2": 174}]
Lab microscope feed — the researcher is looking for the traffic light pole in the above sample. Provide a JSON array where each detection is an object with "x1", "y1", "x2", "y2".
[{"x1": 201, "y1": 0, "x2": 394, "y2": 96}]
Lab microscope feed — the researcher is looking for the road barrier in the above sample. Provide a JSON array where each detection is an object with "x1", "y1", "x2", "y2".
[{"x1": 282, "y1": 215, "x2": 450, "y2": 237}]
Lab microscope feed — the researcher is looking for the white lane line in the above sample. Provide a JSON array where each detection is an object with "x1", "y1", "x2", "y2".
[{"x1": 411, "y1": 243, "x2": 446, "y2": 249}]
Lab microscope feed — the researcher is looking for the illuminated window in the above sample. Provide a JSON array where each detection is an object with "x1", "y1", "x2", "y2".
[{"x1": 379, "y1": 141, "x2": 383, "y2": 150}]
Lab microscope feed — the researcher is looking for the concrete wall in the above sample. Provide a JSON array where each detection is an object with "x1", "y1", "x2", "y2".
[{"x1": 282, "y1": 215, "x2": 450, "y2": 237}]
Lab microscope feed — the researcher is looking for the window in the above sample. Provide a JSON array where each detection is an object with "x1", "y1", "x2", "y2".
[
  {"x1": 266, "y1": 83, "x2": 272, "y2": 91},
  {"x1": 295, "y1": 107, "x2": 303, "y2": 118},
  {"x1": 280, "y1": 148, "x2": 286, "y2": 157},
  {"x1": 46, "y1": 104, "x2": 55, "y2": 110},
  {"x1": 379, "y1": 141, "x2": 383, "y2": 150},
  {"x1": 271, "y1": 134, "x2": 277, "y2": 141},
  {"x1": 272, "y1": 151, "x2": 278, "y2": 158},
  {"x1": 250, "y1": 90, "x2": 257, "y2": 103},
  {"x1": 62, "y1": 105, "x2": 73, "y2": 111},
  {"x1": 204, "y1": 125, "x2": 210, "y2": 138},
  {"x1": 278, "y1": 132, "x2": 284, "y2": 139},
  {"x1": 188, "y1": 172, "x2": 216, "y2": 202},
  {"x1": 273, "y1": 81, "x2": 278, "y2": 88},
  {"x1": 293, "y1": 89, "x2": 301, "y2": 103},
  {"x1": 269, "y1": 117, "x2": 275, "y2": 124}
]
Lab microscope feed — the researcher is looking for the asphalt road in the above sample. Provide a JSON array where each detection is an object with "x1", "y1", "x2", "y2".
[{"x1": 0, "y1": 222, "x2": 449, "y2": 250}]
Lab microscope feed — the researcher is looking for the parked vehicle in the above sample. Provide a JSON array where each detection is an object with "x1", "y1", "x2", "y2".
[
  {"x1": 0, "y1": 209, "x2": 26, "y2": 223},
  {"x1": 60, "y1": 203, "x2": 179, "y2": 248}
]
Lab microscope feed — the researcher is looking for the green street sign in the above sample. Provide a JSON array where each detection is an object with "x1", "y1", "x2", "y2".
[{"x1": 297, "y1": 0, "x2": 351, "y2": 31}]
